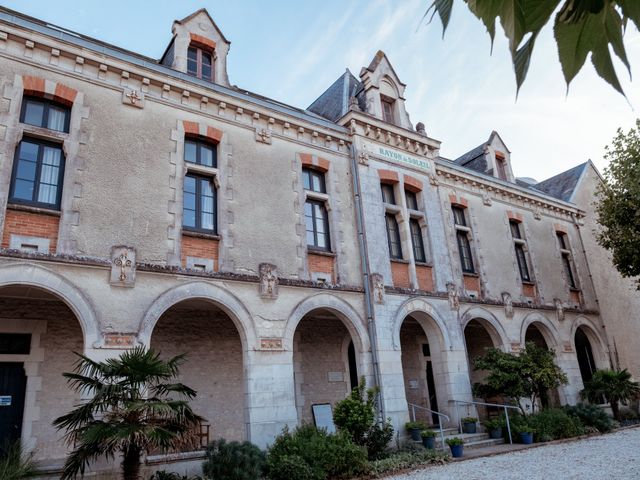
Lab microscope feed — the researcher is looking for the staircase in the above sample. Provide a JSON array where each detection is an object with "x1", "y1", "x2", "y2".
[{"x1": 436, "y1": 427, "x2": 505, "y2": 449}]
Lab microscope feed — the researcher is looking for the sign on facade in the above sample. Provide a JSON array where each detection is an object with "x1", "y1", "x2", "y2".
[
  {"x1": 312, "y1": 403, "x2": 336, "y2": 433},
  {"x1": 0, "y1": 395, "x2": 11, "y2": 406},
  {"x1": 371, "y1": 144, "x2": 430, "y2": 171}
]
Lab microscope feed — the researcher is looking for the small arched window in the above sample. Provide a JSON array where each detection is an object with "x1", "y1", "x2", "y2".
[{"x1": 187, "y1": 45, "x2": 213, "y2": 81}]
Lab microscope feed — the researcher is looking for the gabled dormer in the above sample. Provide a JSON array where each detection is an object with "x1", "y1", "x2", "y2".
[
  {"x1": 455, "y1": 131, "x2": 514, "y2": 182},
  {"x1": 359, "y1": 51, "x2": 413, "y2": 130},
  {"x1": 160, "y1": 8, "x2": 230, "y2": 87}
]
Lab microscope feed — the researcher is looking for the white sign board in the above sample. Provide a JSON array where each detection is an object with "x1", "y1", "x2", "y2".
[
  {"x1": 312, "y1": 403, "x2": 336, "y2": 433},
  {"x1": 0, "y1": 395, "x2": 12, "y2": 406},
  {"x1": 366, "y1": 143, "x2": 431, "y2": 171}
]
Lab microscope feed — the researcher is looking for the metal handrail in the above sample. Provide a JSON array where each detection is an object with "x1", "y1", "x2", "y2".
[
  {"x1": 450, "y1": 399, "x2": 520, "y2": 444},
  {"x1": 407, "y1": 403, "x2": 450, "y2": 449}
]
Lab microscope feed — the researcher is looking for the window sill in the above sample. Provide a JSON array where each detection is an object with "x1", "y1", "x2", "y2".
[
  {"x1": 6, "y1": 203, "x2": 61, "y2": 217},
  {"x1": 307, "y1": 248, "x2": 335, "y2": 257},
  {"x1": 390, "y1": 258, "x2": 409, "y2": 264},
  {"x1": 462, "y1": 272, "x2": 479, "y2": 277},
  {"x1": 414, "y1": 261, "x2": 433, "y2": 267},
  {"x1": 186, "y1": 163, "x2": 218, "y2": 176},
  {"x1": 21, "y1": 124, "x2": 69, "y2": 142},
  {"x1": 521, "y1": 280, "x2": 536, "y2": 286},
  {"x1": 182, "y1": 229, "x2": 220, "y2": 240}
]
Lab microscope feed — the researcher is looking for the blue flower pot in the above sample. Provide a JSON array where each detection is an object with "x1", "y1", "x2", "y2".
[
  {"x1": 422, "y1": 436, "x2": 436, "y2": 449},
  {"x1": 409, "y1": 428, "x2": 422, "y2": 441},
  {"x1": 462, "y1": 422, "x2": 477, "y2": 434},
  {"x1": 489, "y1": 427, "x2": 503, "y2": 439},
  {"x1": 520, "y1": 432, "x2": 533, "y2": 444},
  {"x1": 449, "y1": 444, "x2": 464, "y2": 458}
]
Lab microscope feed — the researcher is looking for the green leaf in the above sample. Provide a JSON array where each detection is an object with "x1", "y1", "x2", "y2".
[
  {"x1": 618, "y1": 0, "x2": 640, "y2": 30},
  {"x1": 514, "y1": 32, "x2": 539, "y2": 94},
  {"x1": 427, "y1": 0, "x2": 455, "y2": 33}
]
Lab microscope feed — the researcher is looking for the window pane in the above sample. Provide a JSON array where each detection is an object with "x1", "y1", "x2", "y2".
[
  {"x1": 37, "y1": 183, "x2": 57, "y2": 204},
  {"x1": 381, "y1": 184, "x2": 395, "y2": 204},
  {"x1": 23, "y1": 100, "x2": 44, "y2": 127},
  {"x1": 452, "y1": 207, "x2": 466, "y2": 226},
  {"x1": 184, "y1": 141, "x2": 197, "y2": 163},
  {"x1": 184, "y1": 176, "x2": 196, "y2": 193},
  {"x1": 302, "y1": 170, "x2": 311, "y2": 190},
  {"x1": 202, "y1": 54, "x2": 212, "y2": 79},
  {"x1": 516, "y1": 245, "x2": 530, "y2": 281},
  {"x1": 16, "y1": 160, "x2": 37, "y2": 181},
  {"x1": 317, "y1": 232, "x2": 326, "y2": 248},
  {"x1": 19, "y1": 141, "x2": 39, "y2": 162},
  {"x1": 406, "y1": 190, "x2": 418, "y2": 210},
  {"x1": 13, "y1": 179, "x2": 34, "y2": 201},
  {"x1": 510, "y1": 221, "x2": 521, "y2": 239},
  {"x1": 200, "y1": 145, "x2": 214, "y2": 167},
  {"x1": 312, "y1": 174, "x2": 322, "y2": 193},
  {"x1": 306, "y1": 230, "x2": 315, "y2": 245},
  {"x1": 200, "y1": 178, "x2": 214, "y2": 197},
  {"x1": 47, "y1": 106, "x2": 67, "y2": 132},
  {"x1": 184, "y1": 192, "x2": 196, "y2": 211},
  {"x1": 201, "y1": 211, "x2": 214, "y2": 231},
  {"x1": 183, "y1": 208, "x2": 196, "y2": 228},
  {"x1": 304, "y1": 201, "x2": 312, "y2": 216},
  {"x1": 39, "y1": 163, "x2": 59, "y2": 187},
  {"x1": 42, "y1": 146, "x2": 61, "y2": 167},
  {"x1": 201, "y1": 195, "x2": 214, "y2": 214}
]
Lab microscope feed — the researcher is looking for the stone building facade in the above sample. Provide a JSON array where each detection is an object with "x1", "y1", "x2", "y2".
[{"x1": 0, "y1": 6, "x2": 628, "y2": 475}]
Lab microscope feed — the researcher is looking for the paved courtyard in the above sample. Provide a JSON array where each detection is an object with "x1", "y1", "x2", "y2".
[{"x1": 390, "y1": 427, "x2": 640, "y2": 480}]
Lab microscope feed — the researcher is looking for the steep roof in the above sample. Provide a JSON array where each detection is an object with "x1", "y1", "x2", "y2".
[
  {"x1": 307, "y1": 69, "x2": 363, "y2": 122},
  {"x1": 174, "y1": 8, "x2": 230, "y2": 44},
  {"x1": 534, "y1": 162, "x2": 589, "y2": 202},
  {"x1": 455, "y1": 143, "x2": 487, "y2": 173}
]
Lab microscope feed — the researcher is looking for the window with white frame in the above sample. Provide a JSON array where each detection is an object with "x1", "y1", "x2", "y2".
[
  {"x1": 303, "y1": 167, "x2": 331, "y2": 251},
  {"x1": 556, "y1": 231, "x2": 577, "y2": 288},
  {"x1": 452, "y1": 206, "x2": 475, "y2": 274}
]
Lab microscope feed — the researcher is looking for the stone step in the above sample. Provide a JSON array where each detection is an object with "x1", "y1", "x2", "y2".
[
  {"x1": 461, "y1": 437, "x2": 506, "y2": 449},
  {"x1": 436, "y1": 432, "x2": 491, "y2": 444}
]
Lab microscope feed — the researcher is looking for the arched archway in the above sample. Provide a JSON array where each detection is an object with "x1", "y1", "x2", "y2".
[
  {"x1": 525, "y1": 323, "x2": 550, "y2": 349},
  {"x1": 142, "y1": 283, "x2": 257, "y2": 443},
  {"x1": 0, "y1": 282, "x2": 85, "y2": 460},
  {"x1": 520, "y1": 313, "x2": 560, "y2": 349},
  {"x1": 462, "y1": 318, "x2": 503, "y2": 403},
  {"x1": 574, "y1": 326, "x2": 598, "y2": 384}
]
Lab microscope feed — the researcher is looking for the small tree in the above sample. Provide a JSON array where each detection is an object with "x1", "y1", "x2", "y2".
[
  {"x1": 596, "y1": 119, "x2": 640, "y2": 289},
  {"x1": 581, "y1": 368, "x2": 640, "y2": 421},
  {"x1": 473, "y1": 342, "x2": 568, "y2": 415},
  {"x1": 333, "y1": 378, "x2": 393, "y2": 460},
  {"x1": 53, "y1": 347, "x2": 204, "y2": 480}
]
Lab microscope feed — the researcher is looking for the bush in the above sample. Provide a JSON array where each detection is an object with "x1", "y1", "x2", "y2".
[
  {"x1": 365, "y1": 450, "x2": 448, "y2": 478},
  {"x1": 404, "y1": 421, "x2": 428, "y2": 430},
  {"x1": 527, "y1": 408, "x2": 585, "y2": 442},
  {"x1": 149, "y1": 472, "x2": 202, "y2": 480},
  {"x1": 202, "y1": 439, "x2": 265, "y2": 480},
  {"x1": 420, "y1": 430, "x2": 437, "y2": 438},
  {"x1": 445, "y1": 437, "x2": 464, "y2": 446},
  {"x1": 266, "y1": 425, "x2": 367, "y2": 480},
  {"x1": 482, "y1": 418, "x2": 504, "y2": 430},
  {"x1": 461, "y1": 417, "x2": 477, "y2": 423},
  {"x1": 0, "y1": 443, "x2": 36, "y2": 480},
  {"x1": 333, "y1": 378, "x2": 393, "y2": 460},
  {"x1": 563, "y1": 403, "x2": 613, "y2": 433}
]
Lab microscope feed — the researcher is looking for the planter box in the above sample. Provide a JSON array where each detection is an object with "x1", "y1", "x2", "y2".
[
  {"x1": 449, "y1": 444, "x2": 464, "y2": 458},
  {"x1": 462, "y1": 422, "x2": 477, "y2": 434},
  {"x1": 520, "y1": 432, "x2": 534, "y2": 444},
  {"x1": 422, "y1": 436, "x2": 436, "y2": 449},
  {"x1": 489, "y1": 427, "x2": 503, "y2": 439}
]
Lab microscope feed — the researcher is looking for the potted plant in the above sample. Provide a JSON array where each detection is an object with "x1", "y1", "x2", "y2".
[
  {"x1": 518, "y1": 424, "x2": 534, "y2": 444},
  {"x1": 461, "y1": 416, "x2": 478, "y2": 434},
  {"x1": 446, "y1": 437, "x2": 464, "y2": 458},
  {"x1": 405, "y1": 421, "x2": 427, "y2": 441},
  {"x1": 482, "y1": 418, "x2": 503, "y2": 439},
  {"x1": 421, "y1": 429, "x2": 437, "y2": 449}
]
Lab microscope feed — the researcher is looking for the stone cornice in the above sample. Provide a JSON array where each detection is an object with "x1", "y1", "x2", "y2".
[
  {"x1": 435, "y1": 161, "x2": 585, "y2": 220},
  {"x1": 0, "y1": 17, "x2": 352, "y2": 155},
  {"x1": 340, "y1": 111, "x2": 441, "y2": 157}
]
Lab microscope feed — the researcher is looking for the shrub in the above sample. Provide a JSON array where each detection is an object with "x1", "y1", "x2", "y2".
[
  {"x1": 365, "y1": 450, "x2": 448, "y2": 478},
  {"x1": 333, "y1": 378, "x2": 393, "y2": 460},
  {"x1": 482, "y1": 418, "x2": 503, "y2": 430},
  {"x1": 202, "y1": 439, "x2": 265, "y2": 480},
  {"x1": 420, "y1": 430, "x2": 437, "y2": 438},
  {"x1": 445, "y1": 437, "x2": 464, "y2": 446},
  {"x1": 581, "y1": 369, "x2": 640, "y2": 421},
  {"x1": 563, "y1": 403, "x2": 613, "y2": 433},
  {"x1": 0, "y1": 443, "x2": 36, "y2": 480},
  {"x1": 149, "y1": 472, "x2": 203, "y2": 480},
  {"x1": 405, "y1": 421, "x2": 428, "y2": 430},
  {"x1": 527, "y1": 409, "x2": 584, "y2": 442},
  {"x1": 461, "y1": 417, "x2": 477, "y2": 423},
  {"x1": 266, "y1": 425, "x2": 367, "y2": 480}
]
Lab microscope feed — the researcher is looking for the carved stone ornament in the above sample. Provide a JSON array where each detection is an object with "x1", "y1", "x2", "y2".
[
  {"x1": 259, "y1": 263, "x2": 279, "y2": 299},
  {"x1": 122, "y1": 88, "x2": 144, "y2": 109},
  {"x1": 259, "y1": 337, "x2": 283, "y2": 351},
  {"x1": 446, "y1": 282, "x2": 459, "y2": 311},
  {"x1": 428, "y1": 173, "x2": 439, "y2": 186},
  {"x1": 370, "y1": 273, "x2": 385, "y2": 304},
  {"x1": 349, "y1": 96, "x2": 361, "y2": 112},
  {"x1": 110, "y1": 246, "x2": 136, "y2": 287},
  {"x1": 358, "y1": 149, "x2": 370, "y2": 166},
  {"x1": 533, "y1": 207, "x2": 542, "y2": 220},
  {"x1": 103, "y1": 332, "x2": 137, "y2": 349},
  {"x1": 502, "y1": 292, "x2": 514, "y2": 318},
  {"x1": 255, "y1": 127, "x2": 272, "y2": 144},
  {"x1": 482, "y1": 192, "x2": 492, "y2": 206},
  {"x1": 554, "y1": 298, "x2": 565, "y2": 322}
]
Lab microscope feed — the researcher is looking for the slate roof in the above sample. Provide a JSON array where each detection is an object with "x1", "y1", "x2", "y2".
[
  {"x1": 307, "y1": 69, "x2": 364, "y2": 122},
  {"x1": 454, "y1": 143, "x2": 488, "y2": 173},
  {"x1": 533, "y1": 162, "x2": 588, "y2": 202}
]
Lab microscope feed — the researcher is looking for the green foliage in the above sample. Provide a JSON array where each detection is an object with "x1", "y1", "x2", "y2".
[
  {"x1": 473, "y1": 342, "x2": 568, "y2": 415},
  {"x1": 581, "y1": 368, "x2": 640, "y2": 420},
  {"x1": 426, "y1": 1, "x2": 639, "y2": 96},
  {"x1": 202, "y1": 439, "x2": 265, "y2": 480},
  {"x1": 0, "y1": 442, "x2": 37, "y2": 480},
  {"x1": 596, "y1": 120, "x2": 640, "y2": 287},
  {"x1": 461, "y1": 417, "x2": 477, "y2": 423},
  {"x1": 365, "y1": 450, "x2": 449, "y2": 478},
  {"x1": 405, "y1": 421, "x2": 428, "y2": 430},
  {"x1": 527, "y1": 408, "x2": 585, "y2": 442},
  {"x1": 149, "y1": 472, "x2": 203, "y2": 480},
  {"x1": 482, "y1": 418, "x2": 504, "y2": 430},
  {"x1": 333, "y1": 378, "x2": 393, "y2": 460},
  {"x1": 265, "y1": 425, "x2": 367, "y2": 480},
  {"x1": 445, "y1": 437, "x2": 464, "y2": 446},
  {"x1": 420, "y1": 429, "x2": 437, "y2": 438},
  {"x1": 53, "y1": 346, "x2": 204, "y2": 480},
  {"x1": 563, "y1": 403, "x2": 613, "y2": 433}
]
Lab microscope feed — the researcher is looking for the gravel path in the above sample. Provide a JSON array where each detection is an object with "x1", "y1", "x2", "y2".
[{"x1": 389, "y1": 427, "x2": 640, "y2": 480}]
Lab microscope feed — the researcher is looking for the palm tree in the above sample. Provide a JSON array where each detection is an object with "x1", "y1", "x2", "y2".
[
  {"x1": 581, "y1": 369, "x2": 640, "y2": 421},
  {"x1": 53, "y1": 346, "x2": 204, "y2": 480}
]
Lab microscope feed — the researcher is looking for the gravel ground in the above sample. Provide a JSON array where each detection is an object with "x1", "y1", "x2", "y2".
[{"x1": 388, "y1": 427, "x2": 640, "y2": 480}]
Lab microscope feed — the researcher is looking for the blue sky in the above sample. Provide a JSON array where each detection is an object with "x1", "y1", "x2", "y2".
[{"x1": 4, "y1": 0, "x2": 638, "y2": 181}]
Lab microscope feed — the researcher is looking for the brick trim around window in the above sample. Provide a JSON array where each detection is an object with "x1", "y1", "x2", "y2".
[
  {"x1": 506, "y1": 210, "x2": 524, "y2": 222},
  {"x1": 1, "y1": 208, "x2": 60, "y2": 253},
  {"x1": 403, "y1": 174, "x2": 423, "y2": 192},
  {"x1": 182, "y1": 120, "x2": 223, "y2": 143},
  {"x1": 22, "y1": 75, "x2": 77, "y2": 106},
  {"x1": 448, "y1": 194, "x2": 468, "y2": 208},
  {"x1": 189, "y1": 33, "x2": 216, "y2": 51},
  {"x1": 378, "y1": 169, "x2": 399, "y2": 184},
  {"x1": 299, "y1": 153, "x2": 330, "y2": 172}
]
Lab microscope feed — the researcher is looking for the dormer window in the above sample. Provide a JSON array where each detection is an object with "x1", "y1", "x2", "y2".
[
  {"x1": 187, "y1": 45, "x2": 213, "y2": 81},
  {"x1": 381, "y1": 95, "x2": 395, "y2": 124}
]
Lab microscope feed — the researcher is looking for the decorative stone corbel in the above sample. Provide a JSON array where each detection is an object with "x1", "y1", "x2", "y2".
[
  {"x1": 370, "y1": 273, "x2": 385, "y2": 304},
  {"x1": 110, "y1": 246, "x2": 136, "y2": 287},
  {"x1": 259, "y1": 263, "x2": 278, "y2": 298},
  {"x1": 502, "y1": 292, "x2": 513, "y2": 318}
]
